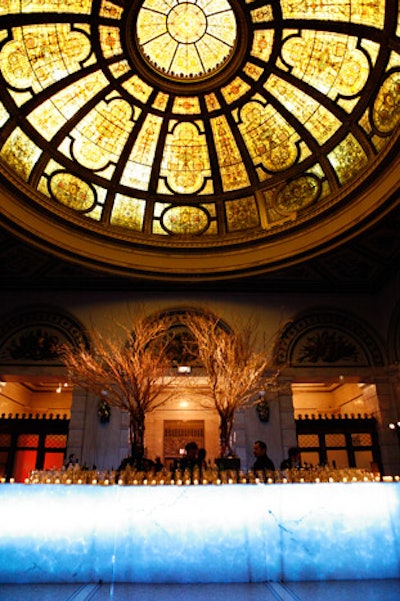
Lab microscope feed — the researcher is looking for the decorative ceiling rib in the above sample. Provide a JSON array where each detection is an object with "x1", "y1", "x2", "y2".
[
  {"x1": 0, "y1": 0, "x2": 399, "y2": 279},
  {"x1": 0, "y1": 201, "x2": 399, "y2": 292}
]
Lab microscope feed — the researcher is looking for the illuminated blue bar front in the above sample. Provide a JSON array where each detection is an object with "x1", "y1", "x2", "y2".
[{"x1": 0, "y1": 483, "x2": 399, "y2": 583}]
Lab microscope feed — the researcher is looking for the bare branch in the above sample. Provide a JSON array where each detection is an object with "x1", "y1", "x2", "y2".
[
  {"x1": 60, "y1": 312, "x2": 179, "y2": 454},
  {"x1": 182, "y1": 311, "x2": 278, "y2": 456}
]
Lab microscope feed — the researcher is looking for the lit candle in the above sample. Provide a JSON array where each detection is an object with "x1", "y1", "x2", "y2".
[
  {"x1": 92, "y1": 479, "x2": 97, "y2": 485},
  {"x1": 9, "y1": 478, "x2": 14, "y2": 484},
  {"x1": 24, "y1": 478, "x2": 30, "y2": 484},
  {"x1": 267, "y1": 478, "x2": 273, "y2": 484},
  {"x1": 118, "y1": 479, "x2": 123, "y2": 485}
]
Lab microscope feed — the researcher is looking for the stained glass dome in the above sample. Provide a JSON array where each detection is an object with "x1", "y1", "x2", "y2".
[{"x1": 0, "y1": 0, "x2": 399, "y2": 280}]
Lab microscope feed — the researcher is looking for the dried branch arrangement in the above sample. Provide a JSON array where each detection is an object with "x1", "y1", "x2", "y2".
[
  {"x1": 61, "y1": 312, "x2": 178, "y2": 456},
  {"x1": 182, "y1": 311, "x2": 277, "y2": 457}
]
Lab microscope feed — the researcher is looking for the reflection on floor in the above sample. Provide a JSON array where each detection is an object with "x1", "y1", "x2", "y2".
[{"x1": 0, "y1": 581, "x2": 399, "y2": 601}]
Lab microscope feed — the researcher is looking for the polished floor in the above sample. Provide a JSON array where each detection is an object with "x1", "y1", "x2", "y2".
[{"x1": 0, "y1": 581, "x2": 399, "y2": 601}]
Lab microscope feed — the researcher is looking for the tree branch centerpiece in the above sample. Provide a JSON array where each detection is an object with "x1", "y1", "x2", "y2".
[
  {"x1": 182, "y1": 311, "x2": 277, "y2": 458},
  {"x1": 61, "y1": 313, "x2": 178, "y2": 458}
]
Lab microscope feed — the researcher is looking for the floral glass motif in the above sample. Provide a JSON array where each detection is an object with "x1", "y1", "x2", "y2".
[
  {"x1": 0, "y1": 0, "x2": 398, "y2": 242},
  {"x1": 136, "y1": 0, "x2": 237, "y2": 79}
]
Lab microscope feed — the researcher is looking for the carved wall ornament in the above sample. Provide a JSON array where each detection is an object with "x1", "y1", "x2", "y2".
[
  {"x1": 295, "y1": 329, "x2": 360, "y2": 364},
  {"x1": 0, "y1": 305, "x2": 87, "y2": 365},
  {"x1": 275, "y1": 310, "x2": 385, "y2": 368}
]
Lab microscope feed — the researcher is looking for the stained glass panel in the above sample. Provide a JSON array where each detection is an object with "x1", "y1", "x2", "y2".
[
  {"x1": 0, "y1": 0, "x2": 397, "y2": 269},
  {"x1": 136, "y1": 0, "x2": 236, "y2": 79}
]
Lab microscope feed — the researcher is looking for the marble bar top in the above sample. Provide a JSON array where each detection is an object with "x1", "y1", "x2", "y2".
[{"x1": 0, "y1": 482, "x2": 399, "y2": 584}]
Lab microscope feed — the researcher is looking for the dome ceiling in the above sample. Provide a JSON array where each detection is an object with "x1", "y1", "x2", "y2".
[{"x1": 0, "y1": 0, "x2": 399, "y2": 280}]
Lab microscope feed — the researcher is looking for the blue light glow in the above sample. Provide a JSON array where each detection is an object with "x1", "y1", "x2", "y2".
[{"x1": 0, "y1": 482, "x2": 399, "y2": 584}]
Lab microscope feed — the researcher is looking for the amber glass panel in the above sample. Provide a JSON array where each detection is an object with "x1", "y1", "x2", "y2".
[
  {"x1": 17, "y1": 434, "x2": 39, "y2": 447},
  {"x1": 45, "y1": 434, "x2": 68, "y2": 448}
]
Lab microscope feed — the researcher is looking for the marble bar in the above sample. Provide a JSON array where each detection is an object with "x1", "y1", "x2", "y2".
[{"x1": 0, "y1": 482, "x2": 399, "y2": 584}]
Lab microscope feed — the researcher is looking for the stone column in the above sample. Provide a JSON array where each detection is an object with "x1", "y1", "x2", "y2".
[
  {"x1": 374, "y1": 368, "x2": 400, "y2": 475},
  {"x1": 276, "y1": 376, "x2": 298, "y2": 463},
  {"x1": 67, "y1": 388, "x2": 129, "y2": 471},
  {"x1": 240, "y1": 376, "x2": 296, "y2": 471}
]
